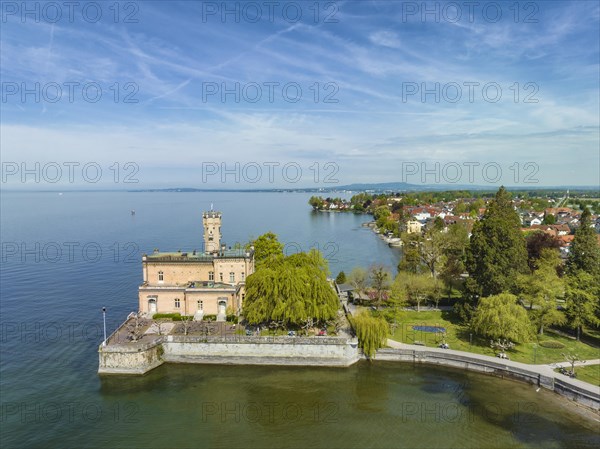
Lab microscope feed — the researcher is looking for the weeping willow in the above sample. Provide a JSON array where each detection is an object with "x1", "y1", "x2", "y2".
[
  {"x1": 243, "y1": 250, "x2": 338, "y2": 325},
  {"x1": 350, "y1": 312, "x2": 389, "y2": 359}
]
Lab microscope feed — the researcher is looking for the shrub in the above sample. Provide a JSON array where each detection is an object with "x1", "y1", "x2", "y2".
[
  {"x1": 203, "y1": 314, "x2": 217, "y2": 321},
  {"x1": 152, "y1": 313, "x2": 181, "y2": 320},
  {"x1": 226, "y1": 314, "x2": 238, "y2": 324},
  {"x1": 539, "y1": 340, "x2": 565, "y2": 349}
]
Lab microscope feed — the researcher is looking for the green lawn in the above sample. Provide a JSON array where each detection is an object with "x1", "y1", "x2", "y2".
[
  {"x1": 388, "y1": 310, "x2": 600, "y2": 365},
  {"x1": 554, "y1": 365, "x2": 600, "y2": 387}
]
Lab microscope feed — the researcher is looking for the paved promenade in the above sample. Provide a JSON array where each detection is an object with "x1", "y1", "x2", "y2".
[{"x1": 385, "y1": 339, "x2": 600, "y2": 404}]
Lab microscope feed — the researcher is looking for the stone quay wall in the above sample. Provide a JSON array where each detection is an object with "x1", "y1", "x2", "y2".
[{"x1": 98, "y1": 335, "x2": 360, "y2": 375}]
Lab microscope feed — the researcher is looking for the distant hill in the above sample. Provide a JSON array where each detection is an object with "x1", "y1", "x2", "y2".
[{"x1": 125, "y1": 184, "x2": 599, "y2": 193}]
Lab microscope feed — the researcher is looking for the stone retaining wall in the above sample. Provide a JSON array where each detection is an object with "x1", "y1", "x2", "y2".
[
  {"x1": 98, "y1": 335, "x2": 360, "y2": 374},
  {"x1": 98, "y1": 338, "x2": 164, "y2": 375}
]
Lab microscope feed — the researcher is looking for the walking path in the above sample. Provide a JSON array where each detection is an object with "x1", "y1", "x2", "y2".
[
  {"x1": 385, "y1": 339, "x2": 600, "y2": 400},
  {"x1": 551, "y1": 359, "x2": 600, "y2": 369},
  {"x1": 386, "y1": 340, "x2": 600, "y2": 370}
]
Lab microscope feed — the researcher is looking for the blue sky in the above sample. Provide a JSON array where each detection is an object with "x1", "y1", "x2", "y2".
[{"x1": 1, "y1": 0, "x2": 599, "y2": 189}]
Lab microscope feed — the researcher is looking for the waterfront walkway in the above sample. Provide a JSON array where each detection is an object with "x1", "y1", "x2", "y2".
[
  {"x1": 386, "y1": 339, "x2": 600, "y2": 370},
  {"x1": 385, "y1": 339, "x2": 600, "y2": 403}
]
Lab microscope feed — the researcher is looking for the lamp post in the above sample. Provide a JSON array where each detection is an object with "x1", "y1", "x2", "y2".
[
  {"x1": 533, "y1": 343, "x2": 537, "y2": 364},
  {"x1": 102, "y1": 307, "x2": 107, "y2": 346},
  {"x1": 469, "y1": 333, "x2": 472, "y2": 350}
]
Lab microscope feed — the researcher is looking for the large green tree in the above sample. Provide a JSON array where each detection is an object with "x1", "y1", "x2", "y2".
[
  {"x1": 471, "y1": 293, "x2": 532, "y2": 343},
  {"x1": 439, "y1": 223, "x2": 469, "y2": 297},
  {"x1": 517, "y1": 249, "x2": 565, "y2": 335},
  {"x1": 248, "y1": 232, "x2": 284, "y2": 267},
  {"x1": 567, "y1": 208, "x2": 600, "y2": 279},
  {"x1": 398, "y1": 233, "x2": 425, "y2": 274},
  {"x1": 392, "y1": 272, "x2": 435, "y2": 312},
  {"x1": 525, "y1": 231, "x2": 561, "y2": 272},
  {"x1": 564, "y1": 270, "x2": 600, "y2": 341},
  {"x1": 466, "y1": 186, "x2": 528, "y2": 297},
  {"x1": 243, "y1": 249, "x2": 338, "y2": 326},
  {"x1": 350, "y1": 312, "x2": 389, "y2": 358},
  {"x1": 308, "y1": 196, "x2": 325, "y2": 210},
  {"x1": 348, "y1": 267, "x2": 369, "y2": 295},
  {"x1": 420, "y1": 227, "x2": 446, "y2": 278}
]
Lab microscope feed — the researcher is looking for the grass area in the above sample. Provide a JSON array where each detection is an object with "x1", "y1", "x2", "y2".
[
  {"x1": 558, "y1": 364, "x2": 600, "y2": 387},
  {"x1": 388, "y1": 310, "x2": 600, "y2": 365}
]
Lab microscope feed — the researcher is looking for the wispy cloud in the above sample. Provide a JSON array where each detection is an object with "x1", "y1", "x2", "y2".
[{"x1": 0, "y1": 0, "x2": 598, "y2": 186}]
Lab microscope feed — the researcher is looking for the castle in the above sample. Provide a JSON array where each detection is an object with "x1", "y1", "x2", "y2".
[{"x1": 138, "y1": 210, "x2": 255, "y2": 320}]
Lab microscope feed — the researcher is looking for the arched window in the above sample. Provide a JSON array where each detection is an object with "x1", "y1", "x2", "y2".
[{"x1": 229, "y1": 272, "x2": 235, "y2": 283}]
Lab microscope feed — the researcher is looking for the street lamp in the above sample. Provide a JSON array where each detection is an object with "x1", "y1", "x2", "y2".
[
  {"x1": 469, "y1": 333, "x2": 473, "y2": 349},
  {"x1": 102, "y1": 307, "x2": 107, "y2": 346},
  {"x1": 533, "y1": 343, "x2": 537, "y2": 364}
]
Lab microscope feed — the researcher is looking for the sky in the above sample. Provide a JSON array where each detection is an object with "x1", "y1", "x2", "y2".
[{"x1": 1, "y1": 0, "x2": 599, "y2": 189}]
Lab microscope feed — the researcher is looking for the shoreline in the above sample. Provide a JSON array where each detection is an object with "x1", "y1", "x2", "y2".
[{"x1": 97, "y1": 326, "x2": 600, "y2": 413}]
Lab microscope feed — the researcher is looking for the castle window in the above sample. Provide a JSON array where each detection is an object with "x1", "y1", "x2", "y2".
[
  {"x1": 229, "y1": 272, "x2": 235, "y2": 283},
  {"x1": 158, "y1": 271, "x2": 164, "y2": 282},
  {"x1": 174, "y1": 298, "x2": 180, "y2": 308},
  {"x1": 198, "y1": 300, "x2": 203, "y2": 310},
  {"x1": 219, "y1": 272, "x2": 223, "y2": 282},
  {"x1": 241, "y1": 272, "x2": 245, "y2": 281},
  {"x1": 209, "y1": 271, "x2": 214, "y2": 281}
]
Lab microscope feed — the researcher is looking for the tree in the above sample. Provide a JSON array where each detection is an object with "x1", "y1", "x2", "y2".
[
  {"x1": 454, "y1": 201, "x2": 467, "y2": 214},
  {"x1": 439, "y1": 224, "x2": 469, "y2": 298},
  {"x1": 308, "y1": 196, "x2": 325, "y2": 210},
  {"x1": 525, "y1": 231, "x2": 561, "y2": 272},
  {"x1": 393, "y1": 272, "x2": 435, "y2": 312},
  {"x1": 567, "y1": 208, "x2": 600, "y2": 279},
  {"x1": 432, "y1": 216, "x2": 445, "y2": 231},
  {"x1": 369, "y1": 264, "x2": 391, "y2": 308},
  {"x1": 373, "y1": 205, "x2": 391, "y2": 222},
  {"x1": 398, "y1": 233, "x2": 425, "y2": 274},
  {"x1": 348, "y1": 267, "x2": 368, "y2": 296},
  {"x1": 561, "y1": 352, "x2": 586, "y2": 376},
  {"x1": 542, "y1": 213, "x2": 556, "y2": 225},
  {"x1": 466, "y1": 187, "x2": 528, "y2": 297},
  {"x1": 248, "y1": 232, "x2": 284, "y2": 268},
  {"x1": 130, "y1": 312, "x2": 143, "y2": 342},
  {"x1": 564, "y1": 271, "x2": 600, "y2": 341},
  {"x1": 350, "y1": 312, "x2": 389, "y2": 359},
  {"x1": 335, "y1": 271, "x2": 347, "y2": 285},
  {"x1": 179, "y1": 314, "x2": 193, "y2": 336},
  {"x1": 517, "y1": 249, "x2": 565, "y2": 335},
  {"x1": 490, "y1": 338, "x2": 515, "y2": 358},
  {"x1": 471, "y1": 293, "x2": 532, "y2": 343},
  {"x1": 387, "y1": 279, "x2": 409, "y2": 325},
  {"x1": 420, "y1": 227, "x2": 446, "y2": 278},
  {"x1": 243, "y1": 249, "x2": 339, "y2": 326}
]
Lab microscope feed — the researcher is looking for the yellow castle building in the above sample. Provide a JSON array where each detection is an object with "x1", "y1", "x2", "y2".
[{"x1": 138, "y1": 210, "x2": 255, "y2": 320}]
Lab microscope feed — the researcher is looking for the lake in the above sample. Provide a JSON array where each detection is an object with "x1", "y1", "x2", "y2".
[{"x1": 1, "y1": 191, "x2": 598, "y2": 448}]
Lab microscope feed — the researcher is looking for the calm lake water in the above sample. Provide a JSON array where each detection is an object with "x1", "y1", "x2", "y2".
[{"x1": 1, "y1": 191, "x2": 599, "y2": 448}]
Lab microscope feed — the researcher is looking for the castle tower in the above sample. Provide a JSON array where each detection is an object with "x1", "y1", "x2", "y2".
[{"x1": 203, "y1": 210, "x2": 222, "y2": 253}]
